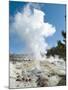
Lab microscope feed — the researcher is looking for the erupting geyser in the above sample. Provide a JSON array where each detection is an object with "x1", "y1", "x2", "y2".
[
  {"x1": 10, "y1": 3, "x2": 66, "y2": 88},
  {"x1": 10, "y1": 3, "x2": 66, "y2": 75},
  {"x1": 11, "y1": 3, "x2": 56, "y2": 61}
]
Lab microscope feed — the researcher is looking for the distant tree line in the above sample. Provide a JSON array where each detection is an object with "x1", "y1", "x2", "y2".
[{"x1": 46, "y1": 31, "x2": 66, "y2": 61}]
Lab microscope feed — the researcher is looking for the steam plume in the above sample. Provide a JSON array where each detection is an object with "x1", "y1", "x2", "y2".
[{"x1": 10, "y1": 3, "x2": 56, "y2": 60}]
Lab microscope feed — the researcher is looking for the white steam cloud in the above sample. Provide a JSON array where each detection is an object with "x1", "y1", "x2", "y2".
[{"x1": 11, "y1": 4, "x2": 56, "y2": 60}]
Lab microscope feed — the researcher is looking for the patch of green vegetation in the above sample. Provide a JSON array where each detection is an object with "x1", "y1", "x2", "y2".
[
  {"x1": 57, "y1": 75, "x2": 66, "y2": 86},
  {"x1": 46, "y1": 31, "x2": 66, "y2": 61}
]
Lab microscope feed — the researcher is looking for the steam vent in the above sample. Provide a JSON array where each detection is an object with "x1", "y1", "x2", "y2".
[{"x1": 10, "y1": 54, "x2": 66, "y2": 88}]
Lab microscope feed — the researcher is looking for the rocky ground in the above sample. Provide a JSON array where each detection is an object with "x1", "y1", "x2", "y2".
[{"x1": 9, "y1": 58, "x2": 66, "y2": 88}]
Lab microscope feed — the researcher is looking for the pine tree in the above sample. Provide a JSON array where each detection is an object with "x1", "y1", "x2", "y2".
[{"x1": 46, "y1": 31, "x2": 66, "y2": 60}]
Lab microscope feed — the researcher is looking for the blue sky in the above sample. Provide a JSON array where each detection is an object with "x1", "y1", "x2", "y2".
[{"x1": 9, "y1": 1, "x2": 66, "y2": 54}]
